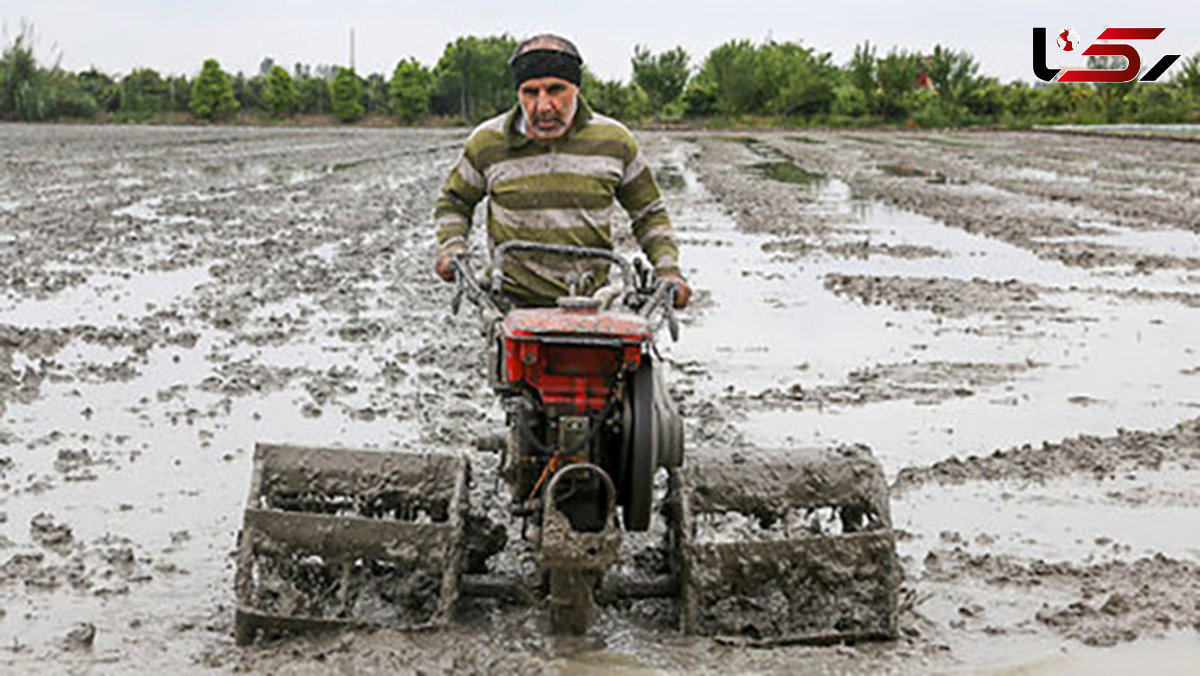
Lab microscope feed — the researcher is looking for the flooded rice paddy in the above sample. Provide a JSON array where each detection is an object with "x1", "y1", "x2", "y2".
[{"x1": 1, "y1": 124, "x2": 1199, "y2": 673}]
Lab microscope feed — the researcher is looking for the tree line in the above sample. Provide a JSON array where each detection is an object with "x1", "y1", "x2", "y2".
[{"x1": 3, "y1": 24, "x2": 1199, "y2": 127}]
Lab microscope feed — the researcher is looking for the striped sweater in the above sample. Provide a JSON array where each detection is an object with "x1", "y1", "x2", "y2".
[{"x1": 434, "y1": 98, "x2": 680, "y2": 305}]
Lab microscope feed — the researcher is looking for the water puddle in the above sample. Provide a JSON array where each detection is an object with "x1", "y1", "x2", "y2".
[
  {"x1": 0, "y1": 328, "x2": 427, "y2": 668},
  {"x1": 662, "y1": 137, "x2": 1200, "y2": 474},
  {"x1": 1032, "y1": 221, "x2": 1200, "y2": 259},
  {"x1": 0, "y1": 265, "x2": 211, "y2": 327},
  {"x1": 878, "y1": 163, "x2": 969, "y2": 185},
  {"x1": 112, "y1": 196, "x2": 213, "y2": 227},
  {"x1": 1007, "y1": 167, "x2": 1090, "y2": 184},
  {"x1": 970, "y1": 636, "x2": 1200, "y2": 676},
  {"x1": 747, "y1": 161, "x2": 826, "y2": 186},
  {"x1": 894, "y1": 469, "x2": 1200, "y2": 565}
]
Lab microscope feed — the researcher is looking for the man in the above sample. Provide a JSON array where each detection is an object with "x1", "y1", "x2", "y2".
[{"x1": 431, "y1": 34, "x2": 691, "y2": 309}]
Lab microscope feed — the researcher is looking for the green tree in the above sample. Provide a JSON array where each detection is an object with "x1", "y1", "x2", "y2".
[
  {"x1": 690, "y1": 39, "x2": 836, "y2": 118},
  {"x1": 963, "y1": 78, "x2": 1005, "y2": 121},
  {"x1": 695, "y1": 39, "x2": 764, "y2": 115},
  {"x1": 1123, "y1": 84, "x2": 1191, "y2": 123},
  {"x1": 77, "y1": 68, "x2": 118, "y2": 113},
  {"x1": 364, "y1": 72, "x2": 389, "y2": 116},
  {"x1": 762, "y1": 41, "x2": 838, "y2": 117},
  {"x1": 390, "y1": 57, "x2": 433, "y2": 122},
  {"x1": 119, "y1": 68, "x2": 170, "y2": 120},
  {"x1": 1086, "y1": 54, "x2": 1136, "y2": 121},
  {"x1": 848, "y1": 42, "x2": 877, "y2": 97},
  {"x1": 681, "y1": 70, "x2": 718, "y2": 117},
  {"x1": 1173, "y1": 54, "x2": 1200, "y2": 97},
  {"x1": 263, "y1": 65, "x2": 297, "y2": 117},
  {"x1": 330, "y1": 67, "x2": 364, "y2": 121},
  {"x1": 432, "y1": 35, "x2": 517, "y2": 121},
  {"x1": 1, "y1": 24, "x2": 99, "y2": 122},
  {"x1": 190, "y1": 58, "x2": 238, "y2": 120},
  {"x1": 0, "y1": 24, "x2": 46, "y2": 120},
  {"x1": 164, "y1": 75, "x2": 189, "y2": 112},
  {"x1": 1031, "y1": 83, "x2": 1097, "y2": 123},
  {"x1": 873, "y1": 49, "x2": 922, "y2": 121},
  {"x1": 46, "y1": 70, "x2": 97, "y2": 118},
  {"x1": 999, "y1": 81, "x2": 1035, "y2": 123},
  {"x1": 231, "y1": 72, "x2": 266, "y2": 113},
  {"x1": 926, "y1": 45, "x2": 982, "y2": 123},
  {"x1": 295, "y1": 71, "x2": 331, "y2": 114},
  {"x1": 631, "y1": 45, "x2": 690, "y2": 114},
  {"x1": 581, "y1": 67, "x2": 650, "y2": 121}
]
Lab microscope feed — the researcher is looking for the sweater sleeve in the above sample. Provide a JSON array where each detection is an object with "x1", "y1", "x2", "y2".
[
  {"x1": 615, "y1": 138, "x2": 680, "y2": 276},
  {"x1": 432, "y1": 141, "x2": 486, "y2": 254}
]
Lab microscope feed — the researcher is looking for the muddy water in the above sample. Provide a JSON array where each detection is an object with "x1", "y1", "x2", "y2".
[{"x1": 1, "y1": 125, "x2": 1198, "y2": 674}]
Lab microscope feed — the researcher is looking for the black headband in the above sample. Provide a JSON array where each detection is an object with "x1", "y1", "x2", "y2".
[{"x1": 509, "y1": 49, "x2": 582, "y2": 88}]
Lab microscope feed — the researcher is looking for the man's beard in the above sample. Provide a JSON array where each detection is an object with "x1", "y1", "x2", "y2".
[
  {"x1": 527, "y1": 113, "x2": 566, "y2": 139},
  {"x1": 525, "y1": 98, "x2": 576, "y2": 139}
]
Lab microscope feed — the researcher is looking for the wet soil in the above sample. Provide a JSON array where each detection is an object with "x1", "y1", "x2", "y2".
[{"x1": 2, "y1": 124, "x2": 1199, "y2": 673}]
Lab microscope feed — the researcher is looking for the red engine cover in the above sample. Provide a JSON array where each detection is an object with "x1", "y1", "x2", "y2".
[{"x1": 502, "y1": 307, "x2": 651, "y2": 413}]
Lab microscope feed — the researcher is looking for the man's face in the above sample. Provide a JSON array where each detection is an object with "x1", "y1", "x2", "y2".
[{"x1": 518, "y1": 76, "x2": 578, "y2": 141}]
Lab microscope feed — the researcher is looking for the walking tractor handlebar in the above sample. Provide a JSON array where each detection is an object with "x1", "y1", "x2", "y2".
[{"x1": 448, "y1": 243, "x2": 680, "y2": 341}]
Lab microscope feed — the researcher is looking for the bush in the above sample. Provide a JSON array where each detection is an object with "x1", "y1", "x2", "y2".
[
  {"x1": 832, "y1": 84, "x2": 867, "y2": 118},
  {"x1": 909, "y1": 89, "x2": 952, "y2": 128}
]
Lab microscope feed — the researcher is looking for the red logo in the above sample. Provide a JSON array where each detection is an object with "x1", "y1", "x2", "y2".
[
  {"x1": 1056, "y1": 29, "x2": 1077, "y2": 51},
  {"x1": 1033, "y1": 27, "x2": 1181, "y2": 83}
]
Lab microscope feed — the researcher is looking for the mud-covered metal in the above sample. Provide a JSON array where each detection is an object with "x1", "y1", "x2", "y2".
[
  {"x1": 538, "y1": 463, "x2": 623, "y2": 634},
  {"x1": 233, "y1": 444, "x2": 467, "y2": 644},
  {"x1": 673, "y1": 448, "x2": 900, "y2": 644},
  {"x1": 502, "y1": 307, "x2": 652, "y2": 340}
]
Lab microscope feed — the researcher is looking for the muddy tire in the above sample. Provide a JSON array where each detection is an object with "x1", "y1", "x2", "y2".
[{"x1": 625, "y1": 361, "x2": 657, "y2": 531}]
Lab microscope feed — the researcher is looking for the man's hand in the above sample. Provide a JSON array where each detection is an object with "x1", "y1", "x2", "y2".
[
  {"x1": 434, "y1": 246, "x2": 463, "y2": 283},
  {"x1": 660, "y1": 273, "x2": 691, "y2": 309}
]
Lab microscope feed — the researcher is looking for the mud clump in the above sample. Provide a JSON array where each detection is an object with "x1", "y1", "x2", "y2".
[
  {"x1": 763, "y1": 237, "x2": 947, "y2": 261},
  {"x1": 925, "y1": 547, "x2": 1200, "y2": 647},
  {"x1": 893, "y1": 416, "x2": 1200, "y2": 491},
  {"x1": 30, "y1": 513, "x2": 74, "y2": 555},
  {"x1": 824, "y1": 274, "x2": 1057, "y2": 319},
  {"x1": 724, "y1": 360, "x2": 1039, "y2": 412},
  {"x1": 62, "y1": 622, "x2": 96, "y2": 651}
]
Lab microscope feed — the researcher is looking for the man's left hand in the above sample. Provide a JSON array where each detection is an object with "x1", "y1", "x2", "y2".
[{"x1": 660, "y1": 273, "x2": 691, "y2": 309}]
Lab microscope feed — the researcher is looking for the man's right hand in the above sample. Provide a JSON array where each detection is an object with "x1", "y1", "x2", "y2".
[
  {"x1": 659, "y1": 273, "x2": 691, "y2": 309},
  {"x1": 434, "y1": 247, "x2": 462, "y2": 283}
]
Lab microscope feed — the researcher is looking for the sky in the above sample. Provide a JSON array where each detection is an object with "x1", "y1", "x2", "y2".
[{"x1": 3, "y1": 1, "x2": 1198, "y2": 84}]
